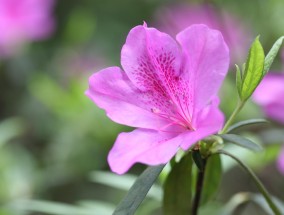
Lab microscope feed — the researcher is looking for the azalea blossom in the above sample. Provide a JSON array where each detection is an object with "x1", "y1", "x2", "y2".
[
  {"x1": 0, "y1": 0, "x2": 55, "y2": 56},
  {"x1": 155, "y1": 4, "x2": 250, "y2": 64},
  {"x1": 253, "y1": 73, "x2": 284, "y2": 174},
  {"x1": 278, "y1": 147, "x2": 284, "y2": 175},
  {"x1": 253, "y1": 73, "x2": 284, "y2": 124},
  {"x1": 86, "y1": 24, "x2": 229, "y2": 174}
]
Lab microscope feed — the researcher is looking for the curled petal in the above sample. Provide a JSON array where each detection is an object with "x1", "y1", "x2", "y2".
[
  {"x1": 108, "y1": 129, "x2": 182, "y2": 174},
  {"x1": 176, "y1": 24, "x2": 229, "y2": 113},
  {"x1": 86, "y1": 67, "x2": 171, "y2": 129}
]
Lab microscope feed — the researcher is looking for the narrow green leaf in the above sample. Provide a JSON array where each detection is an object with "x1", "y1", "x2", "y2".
[
  {"x1": 220, "y1": 192, "x2": 252, "y2": 215},
  {"x1": 241, "y1": 36, "x2": 265, "y2": 101},
  {"x1": 216, "y1": 150, "x2": 282, "y2": 215},
  {"x1": 192, "y1": 150, "x2": 205, "y2": 171},
  {"x1": 221, "y1": 192, "x2": 284, "y2": 215},
  {"x1": 227, "y1": 118, "x2": 269, "y2": 133},
  {"x1": 235, "y1": 64, "x2": 242, "y2": 96},
  {"x1": 13, "y1": 199, "x2": 96, "y2": 215},
  {"x1": 264, "y1": 36, "x2": 284, "y2": 75},
  {"x1": 163, "y1": 153, "x2": 193, "y2": 215},
  {"x1": 113, "y1": 165, "x2": 165, "y2": 215},
  {"x1": 219, "y1": 134, "x2": 263, "y2": 152},
  {"x1": 242, "y1": 63, "x2": 246, "y2": 72},
  {"x1": 89, "y1": 171, "x2": 162, "y2": 200},
  {"x1": 201, "y1": 154, "x2": 222, "y2": 205},
  {"x1": 249, "y1": 193, "x2": 284, "y2": 214}
]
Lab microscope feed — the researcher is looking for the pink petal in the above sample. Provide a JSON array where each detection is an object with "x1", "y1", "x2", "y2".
[
  {"x1": 176, "y1": 24, "x2": 230, "y2": 114},
  {"x1": 277, "y1": 146, "x2": 284, "y2": 175},
  {"x1": 180, "y1": 98, "x2": 224, "y2": 150},
  {"x1": 86, "y1": 67, "x2": 172, "y2": 129},
  {"x1": 253, "y1": 74, "x2": 284, "y2": 106},
  {"x1": 108, "y1": 128, "x2": 182, "y2": 174},
  {"x1": 121, "y1": 23, "x2": 195, "y2": 126},
  {"x1": 0, "y1": 0, "x2": 55, "y2": 56},
  {"x1": 107, "y1": 98, "x2": 224, "y2": 174},
  {"x1": 253, "y1": 73, "x2": 284, "y2": 124},
  {"x1": 121, "y1": 23, "x2": 182, "y2": 91},
  {"x1": 264, "y1": 103, "x2": 284, "y2": 124}
]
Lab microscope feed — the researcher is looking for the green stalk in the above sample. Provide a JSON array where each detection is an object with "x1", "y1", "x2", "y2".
[
  {"x1": 214, "y1": 150, "x2": 281, "y2": 215},
  {"x1": 191, "y1": 157, "x2": 207, "y2": 215},
  {"x1": 220, "y1": 100, "x2": 245, "y2": 134}
]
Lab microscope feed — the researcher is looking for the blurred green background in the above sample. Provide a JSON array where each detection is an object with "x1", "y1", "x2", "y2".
[{"x1": 0, "y1": 0, "x2": 284, "y2": 214}]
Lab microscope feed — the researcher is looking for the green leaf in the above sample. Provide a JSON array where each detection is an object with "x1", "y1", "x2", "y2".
[
  {"x1": 221, "y1": 192, "x2": 284, "y2": 215},
  {"x1": 240, "y1": 36, "x2": 265, "y2": 101},
  {"x1": 89, "y1": 171, "x2": 162, "y2": 200},
  {"x1": 113, "y1": 165, "x2": 165, "y2": 215},
  {"x1": 264, "y1": 36, "x2": 284, "y2": 75},
  {"x1": 216, "y1": 150, "x2": 282, "y2": 214},
  {"x1": 227, "y1": 118, "x2": 269, "y2": 133},
  {"x1": 241, "y1": 63, "x2": 246, "y2": 72},
  {"x1": 12, "y1": 199, "x2": 96, "y2": 215},
  {"x1": 201, "y1": 154, "x2": 222, "y2": 205},
  {"x1": 163, "y1": 153, "x2": 193, "y2": 215},
  {"x1": 248, "y1": 193, "x2": 284, "y2": 214},
  {"x1": 219, "y1": 134, "x2": 263, "y2": 152},
  {"x1": 235, "y1": 64, "x2": 242, "y2": 96}
]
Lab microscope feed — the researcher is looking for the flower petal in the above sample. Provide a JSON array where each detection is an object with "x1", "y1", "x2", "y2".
[
  {"x1": 277, "y1": 146, "x2": 284, "y2": 175},
  {"x1": 264, "y1": 103, "x2": 284, "y2": 124},
  {"x1": 179, "y1": 98, "x2": 224, "y2": 150},
  {"x1": 108, "y1": 98, "x2": 224, "y2": 175},
  {"x1": 253, "y1": 74, "x2": 284, "y2": 105},
  {"x1": 176, "y1": 24, "x2": 230, "y2": 113},
  {"x1": 108, "y1": 129, "x2": 182, "y2": 174},
  {"x1": 121, "y1": 23, "x2": 195, "y2": 126},
  {"x1": 121, "y1": 23, "x2": 182, "y2": 91},
  {"x1": 86, "y1": 67, "x2": 171, "y2": 129},
  {"x1": 253, "y1": 74, "x2": 284, "y2": 124}
]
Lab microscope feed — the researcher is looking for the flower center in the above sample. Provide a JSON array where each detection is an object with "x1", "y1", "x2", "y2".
[{"x1": 151, "y1": 106, "x2": 195, "y2": 131}]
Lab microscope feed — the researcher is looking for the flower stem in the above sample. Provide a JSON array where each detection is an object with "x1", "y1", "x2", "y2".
[
  {"x1": 220, "y1": 100, "x2": 245, "y2": 134},
  {"x1": 214, "y1": 150, "x2": 282, "y2": 215},
  {"x1": 192, "y1": 157, "x2": 207, "y2": 215}
]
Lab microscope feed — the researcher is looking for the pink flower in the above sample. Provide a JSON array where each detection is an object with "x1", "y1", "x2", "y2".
[
  {"x1": 253, "y1": 73, "x2": 284, "y2": 174},
  {"x1": 0, "y1": 0, "x2": 55, "y2": 56},
  {"x1": 278, "y1": 146, "x2": 284, "y2": 175},
  {"x1": 253, "y1": 73, "x2": 284, "y2": 124},
  {"x1": 86, "y1": 24, "x2": 229, "y2": 174},
  {"x1": 154, "y1": 4, "x2": 250, "y2": 64}
]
